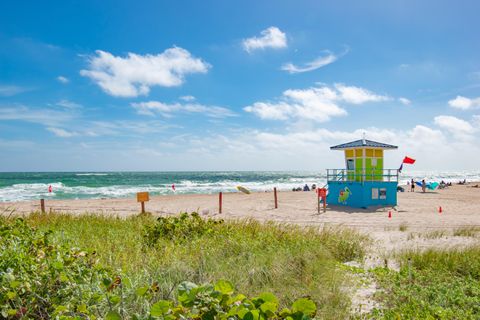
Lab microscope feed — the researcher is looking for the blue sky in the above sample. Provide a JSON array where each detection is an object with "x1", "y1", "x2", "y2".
[{"x1": 1, "y1": 0, "x2": 480, "y2": 171}]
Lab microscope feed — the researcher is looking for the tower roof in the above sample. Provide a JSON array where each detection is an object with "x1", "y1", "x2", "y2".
[{"x1": 330, "y1": 139, "x2": 398, "y2": 150}]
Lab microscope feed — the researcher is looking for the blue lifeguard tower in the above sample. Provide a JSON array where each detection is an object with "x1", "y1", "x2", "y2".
[{"x1": 326, "y1": 138, "x2": 399, "y2": 208}]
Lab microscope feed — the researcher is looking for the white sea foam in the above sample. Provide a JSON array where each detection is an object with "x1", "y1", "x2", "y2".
[{"x1": 1, "y1": 171, "x2": 479, "y2": 202}]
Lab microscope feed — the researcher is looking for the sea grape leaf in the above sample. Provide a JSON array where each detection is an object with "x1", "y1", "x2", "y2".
[{"x1": 215, "y1": 280, "x2": 234, "y2": 295}]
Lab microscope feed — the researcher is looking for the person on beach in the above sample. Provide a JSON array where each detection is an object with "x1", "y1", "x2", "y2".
[
  {"x1": 303, "y1": 184, "x2": 310, "y2": 191},
  {"x1": 422, "y1": 179, "x2": 426, "y2": 193},
  {"x1": 411, "y1": 179, "x2": 415, "y2": 192}
]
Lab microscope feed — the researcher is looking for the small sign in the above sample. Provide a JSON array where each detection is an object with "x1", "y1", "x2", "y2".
[
  {"x1": 372, "y1": 188, "x2": 379, "y2": 200},
  {"x1": 137, "y1": 192, "x2": 150, "y2": 203},
  {"x1": 318, "y1": 188, "x2": 327, "y2": 198}
]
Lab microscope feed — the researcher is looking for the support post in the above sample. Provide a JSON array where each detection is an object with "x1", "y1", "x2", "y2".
[
  {"x1": 219, "y1": 192, "x2": 223, "y2": 214},
  {"x1": 40, "y1": 199, "x2": 45, "y2": 213},
  {"x1": 274, "y1": 187, "x2": 278, "y2": 209},
  {"x1": 141, "y1": 201, "x2": 145, "y2": 214},
  {"x1": 317, "y1": 192, "x2": 320, "y2": 214}
]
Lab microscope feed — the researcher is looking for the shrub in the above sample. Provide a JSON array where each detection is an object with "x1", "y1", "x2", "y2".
[{"x1": 143, "y1": 212, "x2": 223, "y2": 246}]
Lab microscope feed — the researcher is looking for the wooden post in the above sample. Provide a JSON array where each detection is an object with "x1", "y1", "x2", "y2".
[
  {"x1": 317, "y1": 193, "x2": 320, "y2": 214},
  {"x1": 219, "y1": 192, "x2": 223, "y2": 214},
  {"x1": 274, "y1": 187, "x2": 278, "y2": 209},
  {"x1": 40, "y1": 199, "x2": 45, "y2": 213},
  {"x1": 141, "y1": 201, "x2": 145, "y2": 214}
]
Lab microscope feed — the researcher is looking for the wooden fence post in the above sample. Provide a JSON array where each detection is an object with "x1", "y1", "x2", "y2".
[
  {"x1": 40, "y1": 199, "x2": 45, "y2": 213},
  {"x1": 219, "y1": 192, "x2": 223, "y2": 214},
  {"x1": 274, "y1": 187, "x2": 278, "y2": 209}
]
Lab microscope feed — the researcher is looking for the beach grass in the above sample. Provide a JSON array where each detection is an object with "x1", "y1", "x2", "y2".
[
  {"x1": 369, "y1": 246, "x2": 480, "y2": 319},
  {"x1": 453, "y1": 226, "x2": 480, "y2": 237},
  {"x1": 7, "y1": 211, "x2": 370, "y2": 319}
]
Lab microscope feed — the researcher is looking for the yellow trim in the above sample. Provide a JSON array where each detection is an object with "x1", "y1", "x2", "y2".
[
  {"x1": 365, "y1": 148, "x2": 374, "y2": 157},
  {"x1": 355, "y1": 149, "x2": 363, "y2": 157}
]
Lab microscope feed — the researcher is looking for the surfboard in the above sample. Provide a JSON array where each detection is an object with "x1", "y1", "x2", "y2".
[{"x1": 236, "y1": 185, "x2": 251, "y2": 194}]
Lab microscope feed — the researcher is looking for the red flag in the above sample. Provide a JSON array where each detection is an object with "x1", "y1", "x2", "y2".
[{"x1": 403, "y1": 156, "x2": 416, "y2": 164}]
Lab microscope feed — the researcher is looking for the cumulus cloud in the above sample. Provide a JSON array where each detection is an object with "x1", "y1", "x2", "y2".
[
  {"x1": 57, "y1": 76, "x2": 69, "y2": 84},
  {"x1": 334, "y1": 83, "x2": 390, "y2": 104},
  {"x1": 80, "y1": 47, "x2": 210, "y2": 97},
  {"x1": 399, "y1": 97, "x2": 411, "y2": 105},
  {"x1": 46, "y1": 127, "x2": 77, "y2": 138},
  {"x1": 434, "y1": 115, "x2": 475, "y2": 139},
  {"x1": 448, "y1": 95, "x2": 480, "y2": 110},
  {"x1": 244, "y1": 83, "x2": 390, "y2": 122},
  {"x1": 242, "y1": 27, "x2": 287, "y2": 53},
  {"x1": 281, "y1": 52, "x2": 337, "y2": 74},
  {"x1": 132, "y1": 101, "x2": 236, "y2": 118}
]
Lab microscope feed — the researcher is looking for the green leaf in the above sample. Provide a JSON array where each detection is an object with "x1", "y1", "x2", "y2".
[
  {"x1": 52, "y1": 261, "x2": 64, "y2": 270},
  {"x1": 258, "y1": 292, "x2": 278, "y2": 304},
  {"x1": 260, "y1": 301, "x2": 278, "y2": 314},
  {"x1": 177, "y1": 281, "x2": 197, "y2": 295},
  {"x1": 291, "y1": 298, "x2": 316, "y2": 316},
  {"x1": 105, "y1": 310, "x2": 122, "y2": 320},
  {"x1": 9, "y1": 280, "x2": 21, "y2": 289},
  {"x1": 6, "y1": 291, "x2": 16, "y2": 300},
  {"x1": 243, "y1": 310, "x2": 260, "y2": 320},
  {"x1": 151, "y1": 300, "x2": 172, "y2": 317},
  {"x1": 77, "y1": 304, "x2": 88, "y2": 313},
  {"x1": 214, "y1": 279, "x2": 234, "y2": 295},
  {"x1": 135, "y1": 286, "x2": 149, "y2": 296},
  {"x1": 110, "y1": 295, "x2": 121, "y2": 305}
]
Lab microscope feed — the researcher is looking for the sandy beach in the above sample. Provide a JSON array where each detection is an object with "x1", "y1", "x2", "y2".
[{"x1": 2, "y1": 184, "x2": 480, "y2": 234}]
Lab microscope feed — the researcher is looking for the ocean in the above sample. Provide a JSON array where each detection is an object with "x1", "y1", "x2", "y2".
[{"x1": 0, "y1": 171, "x2": 479, "y2": 202}]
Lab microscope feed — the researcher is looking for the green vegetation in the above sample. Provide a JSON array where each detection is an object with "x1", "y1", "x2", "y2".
[
  {"x1": 453, "y1": 226, "x2": 480, "y2": 237},
  {"x1": 398, "y1": 222, "x2": 408, "y2": 232},
  {"x1": 423, "y1": 229, "x2": 447, "y2": 239},
  {"x1": 369, "y1": 247, "x2": 480, "y2": 319},
  {"x1": 1, "y1": 212, "x2": 369, "y2": 319}
]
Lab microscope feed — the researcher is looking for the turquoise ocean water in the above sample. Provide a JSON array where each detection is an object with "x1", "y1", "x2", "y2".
[{"x1": 0, "y1": 171, "x2": 479, "y2": 202}]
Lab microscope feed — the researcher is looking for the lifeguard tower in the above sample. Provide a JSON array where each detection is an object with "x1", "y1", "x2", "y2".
[{"x1": 326, "y1": 138, "x2": 398, "y2": 208}]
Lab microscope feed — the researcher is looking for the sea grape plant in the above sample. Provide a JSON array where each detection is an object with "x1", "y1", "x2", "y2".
[{"x1": 1, "y1": 217, "x2": 318, "y2": 319}]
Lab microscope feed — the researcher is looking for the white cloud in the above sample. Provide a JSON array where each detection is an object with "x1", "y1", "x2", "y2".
[
  {"x1": 0, "y1": 85, "x2": 28, "y2": 96},
  {"x1": 56, "y1": 99, "x2": 82, "y2": 109},
  {"x1": 57, "y1": 76, "x2": 69, "y2": 84},
  {"x1": 399, "y1": 97, "x2": 411, "y2": 105},
  {"x1": 179, "y1": 95, "x2": 195, "y2": 102},
  {"x1": 242, "y1": 27, "x2": 287, "y2": 53},
  {"x1": 80, "y1": 47, "x2": 210, "y2": 97},
  {"x1": 0, "y1": 105, "x2": 75, "y2": 126},
  {"x1": 245, "y1": 83, "x2": 390, "y2": 122},
  {"x1": 46, "y1": 127, "x2": 77, "y2": 138},
  {"x1": 448, "y1": 95, "x2": 480, "y2": 110},
  {"x1": 434, "y1": 115, "x2": 475, "y2": 139},
  {"x1": 132, "y1": 101, "x2": 236, "y2": 118},
  {"x1": 334, "y1": 83, "x2": 390, "y2": 104},
  {"x1": 281, "y1": 52, "x2": 337, "y2": 74}
]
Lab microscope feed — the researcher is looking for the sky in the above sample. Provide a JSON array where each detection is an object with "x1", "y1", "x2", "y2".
[{"x1": 1, "y1": 0, "x2": 480, "y2": 172}]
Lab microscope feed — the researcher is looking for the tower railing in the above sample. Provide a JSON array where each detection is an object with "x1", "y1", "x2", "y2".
[{"x1": 326, "y1": 169, "x2": 399, "y2": 182}]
